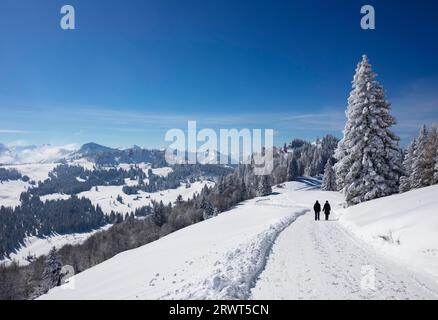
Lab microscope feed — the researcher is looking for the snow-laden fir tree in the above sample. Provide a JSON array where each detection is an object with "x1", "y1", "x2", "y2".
[
  {"x1": 321, "y1": 158, "x2": 337, "y2": 191},
  {"x1": 334, "y1": 55, "x2": 403, "y2": 205},
  {"x1": 257, "y1": 175, "x2": 272, "y2": 196},
  {"x1": 399, "y1": 138, "x2": 417, "y2": 193},
  {"x1": 287, "y1": 157, "x2": 298, "y2": 181},
  {"x1": 40, "y1": 247, "x2": 62, "y2": 293},
  {"x1": 434, "y1": 154, "x2": 438, "y2": 185},
  {"x1": 427, "y1": 125, "x2": 438, "y2": 185},
  {"x1": 202, "y1": 200, "x2": 216, "y2": 220},
  {"x1": 410, "y1": 125, "x2": 437, "y2": 188}
]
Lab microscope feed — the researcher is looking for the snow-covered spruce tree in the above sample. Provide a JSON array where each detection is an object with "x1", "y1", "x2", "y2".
[
  {"x1": 287, "y1": 157, "x2": 298, "y2": 181},
  {"x1": 334, "y1": 55, "x2": 403, "y2": 205},
  {"x1": 427, "y1": 125, "x2": 438, "y2": 185},
  {"x1": 202, "y1": 199, "x2": 216, "y2": 220},
  {"x1": 257, "y1": 175, "x2": 272, "y2": 196},
  {"x1": 434, "y1": 155, "x2": 438, "y2": 185},
  {"x1": 399, "y1": 138, "x2": 417, "y2": 193},
  {"x1": 411, "y1": 125, "x2": 437, "y2": 188},
  {"x1": 40, "y1": 247, "x2": 62, "y2": 294},
  {"x1": 321, "y1": 158, "x2": 337, "y2": 191}
]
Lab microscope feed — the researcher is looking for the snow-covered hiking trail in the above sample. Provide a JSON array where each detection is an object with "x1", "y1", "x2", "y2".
[
  {"x1": 252, "y1": 183, "x2": 438, "y2": 300},
  {"x1": 41, "y1": 179, "x2": 438, "y2": 300}
]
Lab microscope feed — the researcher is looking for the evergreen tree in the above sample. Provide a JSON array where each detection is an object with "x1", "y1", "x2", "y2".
[
  {"x1": 321, "y1": 159, "x2": 337, "y2": 191},
  {"x1": 334, "y1": 55, "x2": 402, "y2": 205},
  {"x1": 41, "y1": 247, "x2": 62, "y2": 293},
  {"x1": 434, "y1": 154, "x2": 438, "y2": 185},
  {"x1": 411, "y1": 125, "x2": 434, "y2": 188},
  {"x1": 257, "y1": 175, "x2": 272, "y2": 196},
  {"x1": 202, "y1": 200, "x2": 215, "y2": 220},
  {"x1": 427, "y1": 125, "x2": 438, "y2": 185},
  {"x1": 399, "y1": 138, "x2": 417, "y2": 193},
  {"x1": 152, "y1": 200, "x2": 167, "y2": 226},
  {"x1": 287, "y1": 157, "x2": 298, "y2": 181}
]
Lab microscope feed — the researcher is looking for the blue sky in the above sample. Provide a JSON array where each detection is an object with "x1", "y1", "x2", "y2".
[{"x1": 1, "y1": 0, "x2": 438, "y2": 148}]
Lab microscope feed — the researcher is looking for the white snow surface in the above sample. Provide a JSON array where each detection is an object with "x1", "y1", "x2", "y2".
[
  {"x1": 1, "y1": 225, "x2": 111, "y2": 266},
  {"x1": 2, "y1": 163, "x2": 57, "y2": 182},
  {"x1": 115, "y1": 163, "x2": 173, "y2": 177},
  {"x1": 0, "y1": 180, "x2": 29, "y2": 208},
  {"x1": 339, "y1": 185, "x2": 438, "y2": 281},
  {"x1": 76, "y1": 181, "x2": 214, "y2": 215},
  {"x1": 40, "y1": 193, "x2": 71, "y2": 202},
  {"x1": 0, "y1": 163, "x2": 58, "y2": 208},
  {"x1": 41, "y1": 179, "x2": 438, "y2": 300}
]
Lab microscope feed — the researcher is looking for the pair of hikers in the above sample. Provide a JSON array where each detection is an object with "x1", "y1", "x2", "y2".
[{"x1": 313, "y1": 200, "x2": 331, "y2": 221}]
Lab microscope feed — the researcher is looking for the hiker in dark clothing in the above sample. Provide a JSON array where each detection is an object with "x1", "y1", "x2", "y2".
[
  {"x1": 323, "y1": 201, "x2": 331, "y2": 220},
  {"x1": 313, "y1": 201, "x2": 321, "y2": 221}
]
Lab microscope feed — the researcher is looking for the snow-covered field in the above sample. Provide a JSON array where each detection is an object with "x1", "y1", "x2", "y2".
[
  {"x1": 339, "y1": 185, "x2": 438, "y2": 281},
  {"x1": 1, "y1": 225, "x2": 111, "y2": 266},
  {"x1": 40, "y1": 180, "x2": 438, "y2": 300},
  {"x1": 0, "y1": 161, "x2": 205, "y2": 215},
  {"x1": 0, "y1": 163, "x2": 58, "y2": 208},
  {"x1": 0, "y1": 180, "x2": 29, "y2": 208},
  {"x1": 2, "y1": 163, "x2": 58, "y2": 182},
  {"x1": 116, "y1": 163, "x2": 173, "y2": 177},
  {"x1": 39, "y1": 193, "x2": 72, "y2": 202},
  {"x1": 75, "y1": 180, "x2": 214, "y2": 215}
]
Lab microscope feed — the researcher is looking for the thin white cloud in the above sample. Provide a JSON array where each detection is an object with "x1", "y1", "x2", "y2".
[
  {"x1": 0, "y1": 129, "x2": 30, "y2": 134},
  {"x1": 0, "y1": 143, "x2": 79, "y2": 164}
]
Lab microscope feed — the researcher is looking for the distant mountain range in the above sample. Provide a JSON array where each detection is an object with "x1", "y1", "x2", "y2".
[
  {"x1": 0, "y1": 142, "x2": 165, "y2": 166},
  {"x1": 0, "y1": 141, "x2": 239, "y2": 166},
  {"x1": 76, "y1": 142, "x2": 117, "y2": 156}
]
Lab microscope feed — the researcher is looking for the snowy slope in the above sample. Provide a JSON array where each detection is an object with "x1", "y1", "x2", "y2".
[
  {"x1": 0, "y1": 163, "x2": 60, "y2": 208},
  {"x1": 0, "y1": 180, "x2": 29, "y2": 208},
  {"x1": 39, "y1": 190, "x2": 309, "y2": 300},
  {"x1": 0, "y1": 163, "x2": 59, "y2": 208},
  {"x1": 115, "y1": 163, "x2": 173, "y2": 177},
  {"x1": 76, "y1": 180, "x2": 214, "y2": 215},
  {"x1": 339, "y1": 185, "x2": 438, "y2": 280},
  {"x1": 1, "y1": 225, "x2": 111, "y2": 266},
  {"x1": 2, "y1": 163, "x2": 58, "y2": 182}
]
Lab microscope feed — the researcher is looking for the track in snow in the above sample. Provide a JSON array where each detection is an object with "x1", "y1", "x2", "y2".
[{"x1": 251, "y1": 205, "x2": 438, "y2": 300}]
